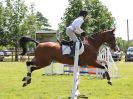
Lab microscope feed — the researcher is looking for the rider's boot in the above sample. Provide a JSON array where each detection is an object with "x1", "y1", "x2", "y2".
[{"x1": 69, "y1": 42, "x2": 76, "y2": 58}]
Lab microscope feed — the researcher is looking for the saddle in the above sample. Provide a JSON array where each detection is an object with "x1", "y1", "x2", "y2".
[
  {"x1": 61, "y1": 40, "x2": 84, "y2": 57},
  {"x1": 61, "y1": 40, "x2": 82, "y2": 48},
  {"x1": 61, "y1": 40, "x2": 74, "y2": 46}
]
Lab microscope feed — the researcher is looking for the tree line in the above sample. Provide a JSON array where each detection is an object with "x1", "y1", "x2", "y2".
[
  {"x1": 0, "y1": 0, "x2": 132, "y2": 61},
  {"x1": 0, "y1": 0, "x2": 51, "y2": 60},
  {"x1": 58, "y1": 0, "x2": 133, "y2": 52},
  {"x1": 0, "y1": 0, "x2": 51, "y2": 46}
]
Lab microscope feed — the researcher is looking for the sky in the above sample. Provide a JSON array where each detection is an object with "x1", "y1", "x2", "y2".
[{"x1": 25, "y1": 0, "x2": 133, "y2": 40}]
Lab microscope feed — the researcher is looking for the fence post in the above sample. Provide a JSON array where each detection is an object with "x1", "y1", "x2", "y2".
[{"x1": 70, "y1": 42, "x2": 88, "y2": 99}]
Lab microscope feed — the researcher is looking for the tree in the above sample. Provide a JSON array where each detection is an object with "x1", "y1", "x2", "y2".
[
  {"x1": 36, "y1": 11, "x2": 51, "y2": 30},
  {"x1": 129, "y1": 40, "x2": 133, "y2": 47},
  {"x1": 59, "y1": 0, "x2": 115, "y2": 39},
  {"x1": 0, "y1": 0, "x2": 51, "y2": 61},
  {"x1": 0, "y1": 2, "x2": 7, "y2": 45},
  {"x1": 2, "y1": 0, "x2": 28, "y2": 61},
  {"x1": 59, "y1": 0, "x2": 83, "y2": 39},
  {"x1": 116, "y1": 37, "x2": 133, "y2": 53},
  {"x1": 116, "y1": 37, "x2": 126, "y2": 51},
  {"x1": 20, "y1": 3, "x2": 38, "y2": 38},
  {"x1": 84, "y1": 0, "x2": 115, "y2": 33}
]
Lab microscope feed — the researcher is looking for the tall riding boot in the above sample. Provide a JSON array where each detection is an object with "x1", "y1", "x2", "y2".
[{"x1": 69, "y1": 42, "x2": 76, "y2": 58}]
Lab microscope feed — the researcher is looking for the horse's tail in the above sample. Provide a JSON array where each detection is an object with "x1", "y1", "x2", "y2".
[{"x1": 19, "y1": 36, "x2": 39, "y2": 56}]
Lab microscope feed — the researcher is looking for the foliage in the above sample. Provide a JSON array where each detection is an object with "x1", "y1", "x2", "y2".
[
  {"x1": 0, "y1": 1, "x2": 8, "y2": 45},
  {"x1": 36, "y1": 11, "x2": 51, "y2": 29},
  {"x1": 59, "y1": 0, "x2": 115, "y2": 39},
  {"x1": 129, "y1": 40, "x2": 133, "y2": 47},
  {"x1": 0, "y1": 0, "x2": 51, "y2": 61},
  {"x1": 59, "y1": 0, "x2": 83, "y2": 39},
  {"x1": 116, "y1": 37, "x2": 133, "y2": 52},
  {"x1": 0, "y1": 0, "x2": 51, "y2": 46},
  {"x1": 84, "y1": 0, "x2": 115, "y2": 33}
]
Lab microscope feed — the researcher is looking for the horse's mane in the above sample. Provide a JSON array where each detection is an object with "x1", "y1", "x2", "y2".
[
  {"x1": 85, "y1": 31, "x2": 101, "y2": 39},
  {"x1": 91, "y1": 31, "x2": 103, "y2": 37},
  {"x1": 84, "y1": 30, "x2": 108, "y2": 44},
  {"x1": 87, "y1": 29, "x2": 111, "y2": 38}
]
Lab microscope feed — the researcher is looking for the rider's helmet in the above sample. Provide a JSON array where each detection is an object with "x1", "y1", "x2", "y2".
[{"x1": 79, "y1": 10, "x2": 88, "y2": 17}]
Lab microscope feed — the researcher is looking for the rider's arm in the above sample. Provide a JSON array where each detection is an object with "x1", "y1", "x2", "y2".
[
  {"x1": 74, "y1": 20, "x2": 84, "y2": 34},
  {"x1": 72, "y1": 17, "x2": 85, "y2": 34}
]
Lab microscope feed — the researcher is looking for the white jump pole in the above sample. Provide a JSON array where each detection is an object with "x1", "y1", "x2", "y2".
[
  {"x1": 71, "y1": 42, "x2": 80, "y2": 99},
  {"x1": 70, "y1": 42, "x2": 88, "y2": 99}
]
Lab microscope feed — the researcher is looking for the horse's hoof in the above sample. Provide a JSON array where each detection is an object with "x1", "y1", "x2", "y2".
[
  {"x1": 27, "y1": 79, "x2": 31, "y2": 84},
  {"x1": 22, "y1": 77, "x2": 26, "y2": 81},
  {"x1": 22, "y1": 83, "x2": 27, "y2": 87},
  {"x1": 108, "y1": 81, "x2": 112, "y2": 86}
]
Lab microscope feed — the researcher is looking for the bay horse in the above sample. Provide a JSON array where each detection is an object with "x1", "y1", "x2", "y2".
[{"x1": 19, "y1": 29, "x2": 117, "y2": 87}]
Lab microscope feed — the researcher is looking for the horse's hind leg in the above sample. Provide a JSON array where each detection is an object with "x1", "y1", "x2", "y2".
[
  {"x1": 22, "y1": 58, "x2": 36, "y2": 87},
  {"x1": 22, "y1": 57, "x2": 52, "y2": 87}
]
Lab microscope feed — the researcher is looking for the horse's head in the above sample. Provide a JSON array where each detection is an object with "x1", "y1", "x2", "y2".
[
  {"x1": 103, "y1": 29, "x2": 118, "y2": 51},
  {"x1": 84, "y1": 29, "x2": 118, "y2": 51}
]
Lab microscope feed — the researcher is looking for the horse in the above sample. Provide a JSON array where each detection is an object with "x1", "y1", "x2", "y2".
[{"x1": 19, "y1": 29, "x2": 117, "y2": 87}]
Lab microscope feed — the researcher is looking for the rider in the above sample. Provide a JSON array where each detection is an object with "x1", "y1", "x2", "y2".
[{"x1": 66, "y1": 10, "x2": 88, "y2": 57}]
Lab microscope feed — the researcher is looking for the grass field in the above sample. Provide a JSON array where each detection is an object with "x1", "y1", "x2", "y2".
[{"x1": 0, "y1": 61, "x2": 133, "y2": 99}]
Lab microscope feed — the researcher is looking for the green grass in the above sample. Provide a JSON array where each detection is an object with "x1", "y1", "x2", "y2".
[{"x1": 0, "y1": 62, "x2": 133, "y2": 99}]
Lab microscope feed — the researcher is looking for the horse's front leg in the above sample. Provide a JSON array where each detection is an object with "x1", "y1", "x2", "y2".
[
  {"x1": 95, "y1": 60, "x2": 112, "y2": 85},
  {"x1": 22, "y1": 61, "x2": 36, "y2": 87},
  {"x1": 104, "y1": 64, "x2": 112, "y2": 85}
]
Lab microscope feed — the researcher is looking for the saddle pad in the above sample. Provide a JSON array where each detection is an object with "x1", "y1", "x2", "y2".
[{"x1": 62, "y1": 43, "x2": 84, "y2": 55}]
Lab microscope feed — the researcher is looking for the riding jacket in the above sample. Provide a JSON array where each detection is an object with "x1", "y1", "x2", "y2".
[{"x1": 67, "y1": 16, "x2": 84, "y2": 34}]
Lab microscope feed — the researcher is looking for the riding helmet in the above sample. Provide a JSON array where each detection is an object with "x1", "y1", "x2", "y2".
[{"x1": 79, "y1": 10, "x2": 88, "y2": 17}]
